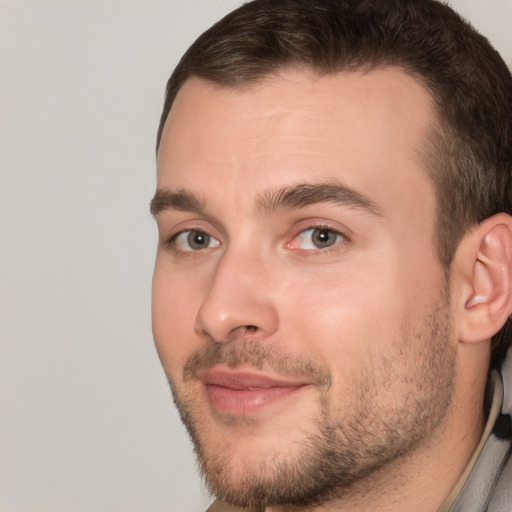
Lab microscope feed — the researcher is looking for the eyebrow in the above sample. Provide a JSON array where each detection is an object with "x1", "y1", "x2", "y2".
[
  {"x1": 150, "y1": 189, "x2": 206, "y2": 217},
  {"x1": 150, "y1": 182, "x2": 382, "y2": 218},
  {"x1": 256, "y1": 182, "x2": 382, "y2": 217}
]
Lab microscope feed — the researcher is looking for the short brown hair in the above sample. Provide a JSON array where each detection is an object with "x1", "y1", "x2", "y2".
[{"x1": 156, "y1": 0, "x2": 512, "y2": 365}]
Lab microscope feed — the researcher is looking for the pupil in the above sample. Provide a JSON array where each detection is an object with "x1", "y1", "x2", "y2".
[
  {"x1": 188, "y1": 231, "x2": 209, "y2": 249},
  {"x1": 313, "y1": 229, "x2": 335, "y2": 248},
  {"x1": 318, "y1": 230, "x2": 329, "y2": 241}
]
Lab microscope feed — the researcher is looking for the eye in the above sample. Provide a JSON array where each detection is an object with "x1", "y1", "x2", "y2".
[
  {"x1": 291, "y1": 227, "x2": 345, "y2": 250},
  {"x1": 173, "y1": 230, "x2": 220, "y2": 252}
]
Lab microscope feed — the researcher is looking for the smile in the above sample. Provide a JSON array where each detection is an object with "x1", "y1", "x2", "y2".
[{"x1": 197, "y1": 367, "x2": 308, "y2": 416}]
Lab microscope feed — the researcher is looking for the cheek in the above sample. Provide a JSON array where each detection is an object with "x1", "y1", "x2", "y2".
[
  {"x1": 151, "y1": 258, "x2": 204, "y2": 377},
  {"x1": 279, "y1": 262, "x2": 414, "y2": 373}
]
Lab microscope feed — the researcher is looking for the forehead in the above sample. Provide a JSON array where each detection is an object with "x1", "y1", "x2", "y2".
[{"x1": 157, "y1": 68, "x2": 436, "y2": 216}]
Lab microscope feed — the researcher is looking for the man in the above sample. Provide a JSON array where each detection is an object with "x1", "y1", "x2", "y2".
[{"x1": 150, "y1": 0, "x2": 512, "y2": 510}]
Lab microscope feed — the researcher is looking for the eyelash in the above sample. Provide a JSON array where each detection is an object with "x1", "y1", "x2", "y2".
[
  {"x1": 164, "y1": 227, "x2": 219, "y2": 253},
  {"x1": 164, "y1": 223, "x2": 350, "y2": 255},
  {"x1": 287, "y1": 224, "x2": 350, "y2": 254}
]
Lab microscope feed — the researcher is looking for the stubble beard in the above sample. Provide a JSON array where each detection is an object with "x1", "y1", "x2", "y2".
[{"x1": 168, "y1": 287, "x2": 455, "y2": 509}]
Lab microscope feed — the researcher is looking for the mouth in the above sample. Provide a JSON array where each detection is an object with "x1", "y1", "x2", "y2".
[{"x1": 197, "y1": 367, "x2": 309, "y2": 416}]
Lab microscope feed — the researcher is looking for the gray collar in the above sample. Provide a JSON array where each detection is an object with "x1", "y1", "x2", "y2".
[{"x1": 447, "y1": 347, "x2": 512, "y2": 512}]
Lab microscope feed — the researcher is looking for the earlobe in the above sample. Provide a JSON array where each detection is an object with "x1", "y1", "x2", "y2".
[{"x1": 458, "y1": 214, "x2": 512, "y2": 344}]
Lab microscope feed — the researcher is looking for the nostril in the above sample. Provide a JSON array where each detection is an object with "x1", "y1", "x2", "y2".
[{"x1": 231, "y1": 325, "x2": 259, "y2": 339}]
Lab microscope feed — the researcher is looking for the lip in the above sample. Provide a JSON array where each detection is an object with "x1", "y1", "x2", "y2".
[{"x1": 197, "y1": 367, "x2": 308, "y2": 416}]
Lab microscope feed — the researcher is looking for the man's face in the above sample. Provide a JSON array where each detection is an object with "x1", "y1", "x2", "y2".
[{"x1": 152, "y1": 69, "x2": 456, "y2": 507}]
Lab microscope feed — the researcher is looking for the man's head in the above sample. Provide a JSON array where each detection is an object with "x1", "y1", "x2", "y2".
[
  {"x1": 151, "y1": 0, "x2": 512, "y2": 509},
  {"x1": 156, "y1": 0, "x2": 512, "y2": 366}
]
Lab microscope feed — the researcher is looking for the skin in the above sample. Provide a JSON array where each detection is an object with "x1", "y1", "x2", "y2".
[{"x1": 152, "y1": 69, "x2": 488, "y2": 511}]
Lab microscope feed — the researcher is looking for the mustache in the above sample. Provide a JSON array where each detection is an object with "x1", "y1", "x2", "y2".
[{"x1": 183, "y1": 341, "x2": 331, "y2": 387}]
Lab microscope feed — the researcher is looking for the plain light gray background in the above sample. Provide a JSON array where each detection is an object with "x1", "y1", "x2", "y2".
[{"x1": 1, "y1": 1, "x2": 511, "y2": 511}]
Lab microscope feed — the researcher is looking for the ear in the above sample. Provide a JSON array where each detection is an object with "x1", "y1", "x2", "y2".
[{"x1": 454, "y1": 213, "x2": 512, "y2": 344}]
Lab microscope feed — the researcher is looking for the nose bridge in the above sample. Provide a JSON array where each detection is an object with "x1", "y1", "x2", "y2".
[{"x1": 195, "y1": 243, "x2": 278, "y2": 342}]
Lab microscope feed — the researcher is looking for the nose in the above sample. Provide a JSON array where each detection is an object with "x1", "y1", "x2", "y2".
[{"x1": 195, "y1": 247, "x2": 279, "y2": 343}]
